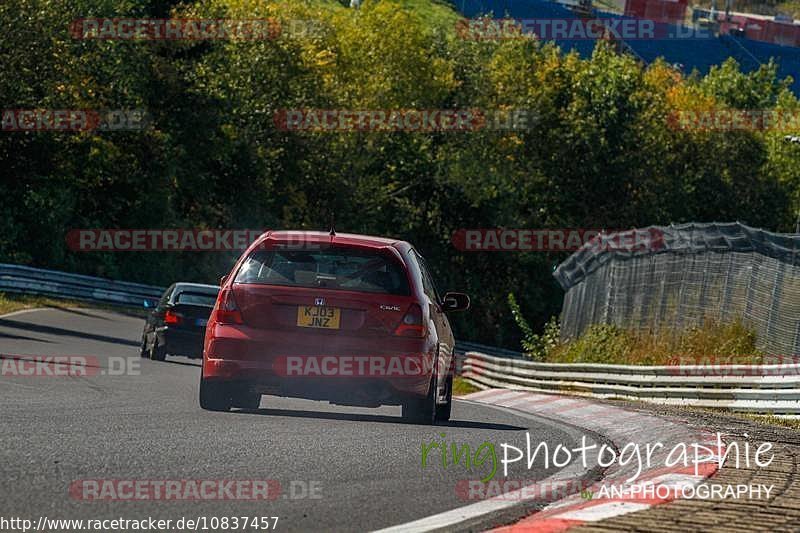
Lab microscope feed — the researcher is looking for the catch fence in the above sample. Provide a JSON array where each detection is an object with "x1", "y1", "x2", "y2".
[{"x1": 554, "y1": 222, "x2": 800, "y2": 356}]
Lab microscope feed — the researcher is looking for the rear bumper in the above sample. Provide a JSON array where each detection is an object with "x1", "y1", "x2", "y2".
[
  {"x1": 201, "y1": 374, "x2": 425, "y2": 407},
  {"x1": 159, "y1": 327, "x2": 205, "y2": 358},
  {"x1": 202, "y1": 323, "x2": 437, "y2": 405}
]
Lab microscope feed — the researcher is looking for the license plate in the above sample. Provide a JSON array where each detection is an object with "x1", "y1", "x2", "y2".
[
  {"x1": 195, "y1": 318, "x2": 207, "y2": 327},
  {"x1": 297, "y1": 306, "x2": 341, "y2": 329}
]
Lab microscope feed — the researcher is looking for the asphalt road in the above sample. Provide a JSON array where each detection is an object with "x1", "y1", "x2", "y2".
[{"x1": 0, "y1": 308, "x2": 599, "y2": 532}]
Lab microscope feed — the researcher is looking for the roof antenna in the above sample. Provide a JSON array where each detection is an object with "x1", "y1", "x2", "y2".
[{"x1": 329, "y1": 213, "x2": 336, "y2": 236}]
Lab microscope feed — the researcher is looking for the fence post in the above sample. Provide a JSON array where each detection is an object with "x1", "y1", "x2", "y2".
[{"x1": 766, "y1": 261, "x2": 784, "y2": 355}]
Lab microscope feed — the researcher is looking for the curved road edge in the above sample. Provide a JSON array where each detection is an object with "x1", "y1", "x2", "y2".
[
  {"x1": 462, "y1": 390, "x2": 722, "y2": 532},
  {"x1": 375, "y1": 388, "x2": 725, "y2": 532},
  {"x1": 373, "y1": 397, "x2": 610, "y2": 533},
  {"x1": 465, "y1": 390, "x2": 800, "y2": 532}
]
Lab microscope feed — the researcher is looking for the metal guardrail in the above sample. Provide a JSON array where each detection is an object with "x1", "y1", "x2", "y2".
[
  {"x1": 460, "y1": 351, "x2": 800, "y2": 416},
  {"x1": 0, "y1": 264, "x2": 164, "y2": 308},
  {"x1": 454, "y1": 341, "x2": 523, "y2": 359}
]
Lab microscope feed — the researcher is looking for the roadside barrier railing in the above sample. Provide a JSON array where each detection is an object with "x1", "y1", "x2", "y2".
[
  {"x1": 461, "y1": 351, "x2": 800, "y2": 416},
  {"x1": 0, "y1": 263, "x2": 163, "y2": 308}
]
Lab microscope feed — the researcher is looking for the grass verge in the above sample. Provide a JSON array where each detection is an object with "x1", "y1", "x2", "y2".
[
  {"x1": 0, "y1": 292, "x2": 148, "y2": 318},
  {"x1": 544, "y1": 320, "x2": 764, "y2": 365},
  {"x1": 452, "y1": 376, "x2": 481, "y2": 396}
]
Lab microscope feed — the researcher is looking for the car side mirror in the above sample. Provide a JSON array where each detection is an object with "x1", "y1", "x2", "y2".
[
  {"x1": 441, "y1": 292, "x2": 470, "y2": 312},
  {"x1": 219, "y1": 274, "x2": 228, "y2": 286}
]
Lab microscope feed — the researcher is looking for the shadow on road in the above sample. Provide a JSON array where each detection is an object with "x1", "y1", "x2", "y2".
[
  {"x1": 160, "y1": 358, "x2": 202, "y2": 368},
  {"x1": 231, "y1": 407, "x2": 526, "y2": 430},
  {"x1": 45, "y1": 306, "x2": 112, "y2": 320},
  {"x1": 0, "y1": 318, "x2": 140, "y2": 347},
  {"x1": 45, "y1": 305, "x2": 148, "y2": 320},
  {"x1": 0, "y1": 331, "x2": 54, "y2": 343}
]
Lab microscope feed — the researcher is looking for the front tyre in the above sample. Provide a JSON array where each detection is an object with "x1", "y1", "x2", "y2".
[{"x1": 199, "y1": 377, "x2": 231, "y2": 412}]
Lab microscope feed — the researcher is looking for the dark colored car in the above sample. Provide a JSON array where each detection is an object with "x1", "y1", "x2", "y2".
[
  {"x1": 199, "y1": 231, "x2": 470, "y2": 423},
  {"x1": 141, "y1": 283, "x2": 220, "y2": 361}
]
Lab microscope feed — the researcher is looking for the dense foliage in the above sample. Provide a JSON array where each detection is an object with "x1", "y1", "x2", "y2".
[
  {"x1": 545, "y1": 320, "x2": 763, "y2": 365},
  {"x1": 2, "y1": 0, "x2": 799, "y2": 347}
]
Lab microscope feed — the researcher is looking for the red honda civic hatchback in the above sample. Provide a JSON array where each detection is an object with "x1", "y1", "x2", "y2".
[{"x1": 199, "y1": 230, "x2": 470, "y2": 423}]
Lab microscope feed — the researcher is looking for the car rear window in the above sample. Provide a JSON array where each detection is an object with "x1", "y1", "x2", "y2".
[
  {"x1": 234, "y1": 248, "x2": 411, "y2": 295},
  {"x1": 175, "y1": 291, "x2": 218, "y2": 307}
]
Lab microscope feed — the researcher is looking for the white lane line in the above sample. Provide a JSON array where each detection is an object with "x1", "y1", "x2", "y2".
[
  {"x1": 558, "y1": 501, "x2": 651, "y2": 521},
  {"x1": 0, "y1": 307, "x2": 49, "y2": 319},
  {"x1": 0, "y1": 377, "x2": 38, "y2": 390},
  {"x1": 463, "y1": 389, "x2": 504, "y2": 400},
  {"x1": 503, "y1": 396, "x2": 548, "y2": 408},
  {"x1": 464, "y1": 390, "x2": 524, "y2": 403},
  {"x1": 646, "y1": 473, "x2": 705, "y2": 491},
  {"x1": 371, "y1": 399, "x2": 606, "y2": 533},
  {"x1": 372, "y1": 468, "x2": 593, "y2": 533},
  {"x1": 371, "y1": 490, "x2": 536, "y2": 533}
]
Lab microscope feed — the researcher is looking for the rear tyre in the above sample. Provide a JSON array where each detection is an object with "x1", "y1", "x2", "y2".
[
  {"x1": 149, "y1": 341, "x2": 166, "y2": 361},
  {"x1": 402, "y1": 376, "x2": 437, "y2": 425},
  {"x1": 231, "y1": 391, "x2": 261, "y2": 410},
  {"x1": 199, "y1": 377, "x2": 231, "y2": 412},
  {"x1": 139, "y1": 334, "x2": 148, "y2": 358},
  {"x1": 435, "y1": 375, "x2": 453, "y2": 422}
]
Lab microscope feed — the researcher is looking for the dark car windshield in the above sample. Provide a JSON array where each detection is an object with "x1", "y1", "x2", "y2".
[
  {"x1": 234, "y1": 248, "x2": 410, "y2": 295},
  {"x1": 174, "y1": 291, "x2": 218, "y2": 307}
]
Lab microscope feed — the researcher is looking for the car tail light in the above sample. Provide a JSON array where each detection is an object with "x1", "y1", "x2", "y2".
[
  {"x1": 394, "y1": 303, "x2": 425, "y2": 337},
  {"x1": 164, "y1": 309, "x2": 183, "y2": 325},
  {"x1": 214, "y1": 289, "x2": 243, "y2": 325}
]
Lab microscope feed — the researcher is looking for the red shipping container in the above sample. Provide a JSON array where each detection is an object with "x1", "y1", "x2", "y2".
[{"x1": 625, "y1": 0, "x2": 688, "y2": 24}]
